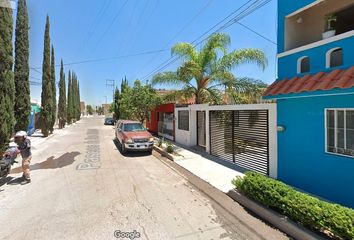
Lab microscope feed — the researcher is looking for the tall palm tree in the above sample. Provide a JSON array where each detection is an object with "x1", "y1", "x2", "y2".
[
  {"x1": 226, "y1": 77, "x2": 269, "y2": 104},
  {"x1": 152, "y1": 33, "x2": 268, "y2": 104}
]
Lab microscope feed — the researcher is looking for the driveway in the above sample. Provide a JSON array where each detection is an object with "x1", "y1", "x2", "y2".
[{"x1": 0, "y1": 116, "x2": 287, "y2": 240}]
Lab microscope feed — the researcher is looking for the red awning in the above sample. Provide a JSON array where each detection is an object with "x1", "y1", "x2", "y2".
[{"x1": 264, "y1": 66, "x2": 354, "y2": 97}]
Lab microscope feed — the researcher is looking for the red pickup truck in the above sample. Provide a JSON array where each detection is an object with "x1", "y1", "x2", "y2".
[{"x1": 115, "y1": 120, "x2": 154, "y2": 153}]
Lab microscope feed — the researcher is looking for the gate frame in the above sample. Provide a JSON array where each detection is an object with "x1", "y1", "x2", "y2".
[
  {"x1": 196, "y1": 110, "x2": 206, "y2": 147},
  {"x1": 174, "y1": 103, "x2": 278, "y2": 178}
]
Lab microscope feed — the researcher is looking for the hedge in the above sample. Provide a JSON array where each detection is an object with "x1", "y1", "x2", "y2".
[{"x1": 232, "y1": 172, "x2": 354, "y2": 239}]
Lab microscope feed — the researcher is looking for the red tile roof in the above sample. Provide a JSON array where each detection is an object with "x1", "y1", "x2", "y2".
[{"x1": 264, "y1": 66, "x2": 354, "y2": 97}]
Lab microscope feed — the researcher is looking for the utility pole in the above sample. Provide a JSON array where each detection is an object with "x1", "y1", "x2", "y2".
[{"x1": 106, "y1": 79, "x2": 115, "y2": 102}]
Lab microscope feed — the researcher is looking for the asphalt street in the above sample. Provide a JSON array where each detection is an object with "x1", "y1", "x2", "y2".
[{"x1": 0, "y1": 116, "x2": 287, "y2": 240}]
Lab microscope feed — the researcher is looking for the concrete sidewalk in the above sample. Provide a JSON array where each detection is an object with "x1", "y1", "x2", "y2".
[
  {"x1": 172, "y1": 145, "x2": 246, "y2": 193},
  {"x1": 27, "y1": 120, "x2": 85, "y2": 150}
]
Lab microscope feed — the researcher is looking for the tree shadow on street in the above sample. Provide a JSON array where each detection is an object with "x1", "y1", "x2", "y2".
[
  {"x1": 11, "y1": 152, "x2": 80, "y2": 174},
  {"x1": 113, "y1": 139, "x2": 152, "y2": 157}
]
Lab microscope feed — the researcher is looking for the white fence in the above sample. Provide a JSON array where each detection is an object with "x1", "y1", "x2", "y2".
[{"x1": 175, "y1": 103, "x2": 278, "y2": 178}]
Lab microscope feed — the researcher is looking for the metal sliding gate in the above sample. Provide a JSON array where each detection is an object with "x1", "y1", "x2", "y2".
[{"x1": 209, "y1": 110, "x2": 269, "y2": 175}]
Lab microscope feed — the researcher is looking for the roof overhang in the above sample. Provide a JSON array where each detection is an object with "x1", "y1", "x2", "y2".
[{"x1": 263, "y1": 66, "x2": 354, "y2": 99}]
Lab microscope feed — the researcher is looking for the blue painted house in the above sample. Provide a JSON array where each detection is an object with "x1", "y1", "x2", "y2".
[{"x1": 264, "y1": 0, "x2": 354, "y2": 208}]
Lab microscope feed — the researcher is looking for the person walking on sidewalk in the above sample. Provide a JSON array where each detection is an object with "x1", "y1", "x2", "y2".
[{"x1": 14, "y1": 131, "x2": 32, "y2": 184}]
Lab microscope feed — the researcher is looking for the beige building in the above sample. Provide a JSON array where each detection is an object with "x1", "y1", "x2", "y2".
[
  {"x1": 80, "y1": 102, "x2": 86, "y2": 115},
  {"x1": 102, "y1": 104, "x2": 111, "y2": 116}
]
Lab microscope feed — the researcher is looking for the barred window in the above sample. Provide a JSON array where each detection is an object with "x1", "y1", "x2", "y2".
[
  {"x1": 326, "y1": 109, "x2": 354, "y2": 158},
  {"x1": 178, "y1": 110, "x2": 189, "y2": 131}
]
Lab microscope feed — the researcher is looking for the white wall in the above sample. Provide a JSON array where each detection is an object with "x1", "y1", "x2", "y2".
[
  {"x1": 175, "y1": 107, "x2": 191, "y2": 146},
  {"x1": 174, "y1": 103, "x2": 278, "y2": 179}
]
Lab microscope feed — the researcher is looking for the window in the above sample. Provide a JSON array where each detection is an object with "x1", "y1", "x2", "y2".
[
  {"x1": 326, "y1": 48, "x2": 343, "y2": 68},
  {"x1": 178, "y1": 110, "x2": 189, "y2": 131},
  {"x1": 326, "y1": 109, "x2": 354, "y2": 157},
  {"x1": 123, "y1": 123, "x2": 145, "y2": 132},
  {"x1": 297, "y1": 56, "x2": 310, "y2": 74}
]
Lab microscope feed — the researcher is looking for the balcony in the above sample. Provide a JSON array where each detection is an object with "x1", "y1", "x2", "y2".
[{"x1": 284, "y1": 0, "x2": 354, "y2": 52}]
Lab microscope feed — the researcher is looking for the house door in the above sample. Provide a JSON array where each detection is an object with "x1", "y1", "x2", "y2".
[{"x1": 197, "y1": 111, "x2": 206, "y2": 147}]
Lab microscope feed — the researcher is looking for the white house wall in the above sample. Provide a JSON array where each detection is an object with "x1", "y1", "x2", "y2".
[
  {"x1": 174, "y1": 104, "x2": 278, "y2": 179},
  {"x1": 175, "y1": 107, "x2": 191, "y2": 146}
]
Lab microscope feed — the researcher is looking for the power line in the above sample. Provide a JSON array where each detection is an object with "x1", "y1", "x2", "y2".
[
  {"x1": 106, "y1": 79, "x2": 115, "y2": 102},
  {"x1": 30, "y1": 67, "x2": 42, "y2": 75},
  {"x1": 190, "y1": 0, "x2": 255, "y2": 46},
  {"x1": 135, "y1": 0, "x2": 214, "y2": 79},
  {"x1": 75, "y1": 0, "x2": 113, "y2": 58},
  {"x1": 158, "y1": 0, "x2": 272, "y2": 78},
  {"x1": 120, "y1": 0, "x2": 160, "y2": 57},
  {"x1": 141, "y1": 0, "x2": 271, "y2": 82},
  {"x1": 235, "y1": 21, "x2": 277, "y2": 46},
  {"x1": 214, "y1": 0, "x2": 272, "y2": 32},
  {"x1": 140, "y1": 0, "x2": 259, "y2": 81},
  {"x1": 30, "y1": 76, "x2": 41, "y2": 81},
  {"x1": 29, "y1": 81, "x2": 41, "y2": 86},
  {"x1": 31, "y1": 48, "x2": 169, "y2": 69},
  {"x1": 118, "y1": 0, "x2": 151, "y2": 56},
  {"x1": 89, "y1": 0, "x2": 129, "y2": 55}
]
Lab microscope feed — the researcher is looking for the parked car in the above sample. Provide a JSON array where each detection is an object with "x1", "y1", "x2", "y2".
[
  {"x1": 104, "y1": 117, "x2": 115, "y2": 125},
  {"x1": 115, "y1": 120, "x2": 154, "y2": 153}
]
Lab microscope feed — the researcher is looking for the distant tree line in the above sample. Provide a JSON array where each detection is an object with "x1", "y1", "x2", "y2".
[
  {"x1": 111, "y1": 77, "x2": 162, "y2": 123},
  {"x1": 86, "y1": 105, "x2": 94, "y2": 115}
]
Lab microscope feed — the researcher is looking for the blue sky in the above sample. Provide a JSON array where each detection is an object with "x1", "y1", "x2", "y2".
[{"x1": 25, "y1": 0, "x2": 278, "y2": 106}]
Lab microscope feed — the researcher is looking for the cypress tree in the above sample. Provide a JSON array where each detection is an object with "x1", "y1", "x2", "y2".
[
  {"x1": 58, "y1": 59, "x2": 66, "y2": 128},
  {"x1": 50, "y1": 45, "x2": 56, "y2": 133},
  {"x1": 73, "y1": 73, "x2": 79, "y2": 121},
  {"x1": 40, "y1": 16, "x2": 52, "y2": 137},
  {"x1": 121, "y1": 76, "x2": 128, "y2": 94},
  {"x1": 70, "y1": 71, "x2": 74, "y2": 122},
  {"x1": 66, "y1": 71, "x2": 72, "y2": 124},
  {"x1": 14, "y1": 0, "x2": 30, "y2": 132},
  {"x1": 0, "y1": 3, "x2": 15, "y2": 152},
  {"x1": 77, "y1": 81, "x2": 81, "y2": 120},
  {"x1": 71, "y1": 72, "x2": 76, "y2": 122},
  {"x1": 113, "y1": 87, "x2": 120, "y2": 120}
]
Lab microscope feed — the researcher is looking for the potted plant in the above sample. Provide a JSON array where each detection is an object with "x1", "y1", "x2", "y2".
[
  {"x1": 166, "y1": 143, "x2": 174, "y2": 154},
  {"x1": 323, "y1": 14, "x2": 337, "y2": 39}
]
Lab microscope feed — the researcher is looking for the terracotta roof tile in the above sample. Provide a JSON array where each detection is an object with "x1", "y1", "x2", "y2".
[
  {"x1": 264, "y1": 67, "x2": 354, "y2": 97},
  {"x1": 266, "y1": 79, "x2": 288, "y2": 96},
  {"x1": 301, "y1": 72, "x2": 325, "y2": 92},
  {"x1": 288, "y1": 74, "x2": 310, "y2": 93}
]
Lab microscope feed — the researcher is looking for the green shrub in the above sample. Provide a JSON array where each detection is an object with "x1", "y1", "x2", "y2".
[
  {"x1": 166, "y1": 144, "x2": 174, "y2": 154},
  {"x1": 232, "y1": 172, "x2": 354, "y2": 239}
]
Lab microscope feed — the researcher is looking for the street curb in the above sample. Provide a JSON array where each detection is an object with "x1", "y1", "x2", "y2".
[
  {"x1": 227, "y1": 190, "x2": 326, "y2": 240},
  {"x1": 153, "y1": 146, "x2": 174, "y2": 161},
  {"x1": 152, "y1": 150, "x2": 290, "y2": 239},
  {"x1": 153, "y1": 150, "x2": 326, "y2": 240}
]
